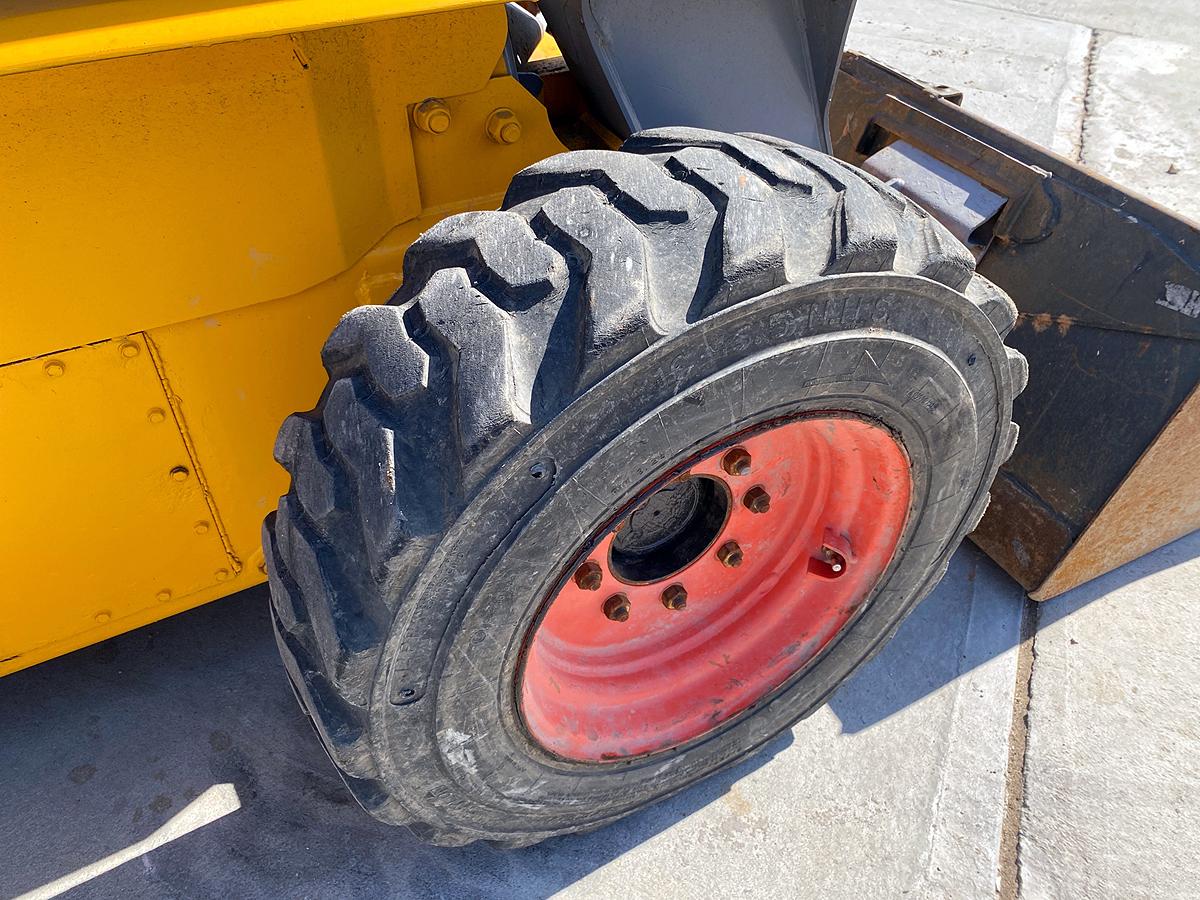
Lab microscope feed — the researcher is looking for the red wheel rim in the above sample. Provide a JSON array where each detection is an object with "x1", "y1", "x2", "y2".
[{"x1": 518, "y1": 415, "x2": 912, "y2": 762}]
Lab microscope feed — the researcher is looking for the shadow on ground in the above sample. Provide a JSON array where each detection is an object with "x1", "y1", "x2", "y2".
[
  {"x1": 830, "y1": 529, "x2": 1200, "y2": 734},
  {"x1": 2, "y1": 534, "x2": 1196, "y2": 898}
]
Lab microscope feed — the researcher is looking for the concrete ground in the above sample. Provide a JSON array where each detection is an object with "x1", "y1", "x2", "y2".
[{"x1": 3, "y1": 1, "x2": 1198, "y2": 897}]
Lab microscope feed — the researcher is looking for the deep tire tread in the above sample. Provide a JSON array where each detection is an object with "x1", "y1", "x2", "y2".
[{"x1": 266, "y1": 127, "x2": 1028, "y2": 846}]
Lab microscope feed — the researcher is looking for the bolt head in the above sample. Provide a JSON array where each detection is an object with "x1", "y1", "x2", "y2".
[
  {"x1": 486, "y1": 108, "x2": 521, "y2": 144},
  {"x1": 661, "y1": 584, "x2": 688, "y2": 610},
  {"x1": 94, "y1": 610, "x2": 111, "y2": 624},
  {"x1": 194, "y1": 521, "x2": 210, "y2": 535},
  {"x1": 147, "y1": 408, "x2": 166, "y2": 424},
  {"x1": 722, "y1": 447, "x2": 752, "y2": 477},
  {"x1": 574, "y1": 560, "x2": 603, "y2": 591},
  {"x1": 413, "y1": 98, "x2": 452, "y2": 134},
  {"x1": 156, "y1": 589, "x2": 172, "y2": 603},
  {"x1": 119, "y1": 341, "x2": 140, "y2": 358},
  {"x1": 43, "y1": 360, "x2": 65, "y2": 377},
  {"x1": 743, "y1": 486, "x2": 771, "y2": 514},
  {"x1": 499, "y1": 121, "x2": 522, "y2": 143},
  {"x1": 603, "y1": 593, "x2": 631, "y2": 622},
  {"x1": 717, "y1": 540, "x2": 744, "y2": 568}
]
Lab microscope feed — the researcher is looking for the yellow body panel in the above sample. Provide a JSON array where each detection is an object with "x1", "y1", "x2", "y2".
[
  {"x1": 0, "y1": 0, "x2": 493, "y2": 76},
  {"x1": 0, "y1": 2, "x2": 567, "y2": 675},
  {"x1": 1, "y1": 339, "x2": 233, "y2": 663},
  {"x1": 1, "y1": 8, "x2": 505, "y2": 363}
]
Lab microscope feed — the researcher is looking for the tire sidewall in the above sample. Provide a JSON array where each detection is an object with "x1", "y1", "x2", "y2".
[{"x1": 373, "y1": 274, "x2": 1008, "y2": 839}]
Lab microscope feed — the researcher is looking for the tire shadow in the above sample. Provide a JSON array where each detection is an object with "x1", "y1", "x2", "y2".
[
  {"x1": 828, "y1": 529, "x2": 1200, "y2": 735},
  {"x1": 4, "y1": 531, "x2": 1195, "y2": 898},
  {"x1": 0, "y1": 586, "x2": 788, "y2": 899}
]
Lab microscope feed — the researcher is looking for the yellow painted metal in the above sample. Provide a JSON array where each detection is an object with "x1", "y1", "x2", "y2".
[
  {"x1": 0, "y1": 2, "x2": 567, "y2": 676},
  {"x1": 530, "y1": 30, "x2": 562, "y2": 62},
  {"x1": 0, "y1": 338, "x2": 234, "y2": 670},
  {"x1": 0, "y1": 0, "x2": 495, "y2": 77},
  {"x1": 1, "y1": 8, "x2": 507, "y2": 364}
]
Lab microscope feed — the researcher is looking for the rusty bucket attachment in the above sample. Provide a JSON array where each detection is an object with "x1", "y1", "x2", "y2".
[{"x1": 830, "y1": 53, "x2": 1200, "y2": 600}]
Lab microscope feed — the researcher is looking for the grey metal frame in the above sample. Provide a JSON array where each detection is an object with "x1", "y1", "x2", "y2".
[{"x1": 538, "y1": 0, "x2": 857, "y2": 153}]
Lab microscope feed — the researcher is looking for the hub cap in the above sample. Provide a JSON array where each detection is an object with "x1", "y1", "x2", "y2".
[{"x1": 518, "y1": 415, "x2": 911, "y2": 761}]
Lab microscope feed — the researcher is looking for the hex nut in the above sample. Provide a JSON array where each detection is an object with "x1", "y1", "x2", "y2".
[
  {"x1": 412, "y1": 98, "x2": 452, "y2": 135},
  {"x1": 722, "y1": 447, "x2": 752, "y2": 477},
  {"x1": 574, "y1": 560, "x2": 603, "y2": 591},
  {"x1": 717, "y1": 540, "x2": 744, "y2": 568},
  {"x1": 603, "y1": 593, "x2": 631, "y2": 622},
  {"x1": 743, "y1": 486, "x2": 771, "y2": 514},
  {"x1": 486, "y1": 108, "x2": 522, "y2": 144},
  {"x1": 661, "y1": 584, "x2": 688, "y2": 610}
]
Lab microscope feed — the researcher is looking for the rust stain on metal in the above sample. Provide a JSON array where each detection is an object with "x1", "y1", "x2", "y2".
[
  {"x1": 1028, "y1": 312, "x2": 1052, "y2": 333},
  {"x1": 969, "y1": 472, "x2": 1074, "y2": 593}
]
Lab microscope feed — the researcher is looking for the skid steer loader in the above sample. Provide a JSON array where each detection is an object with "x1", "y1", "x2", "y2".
[{"x1": 3, "y1": 0, "x2": 1198, "y2": 847}]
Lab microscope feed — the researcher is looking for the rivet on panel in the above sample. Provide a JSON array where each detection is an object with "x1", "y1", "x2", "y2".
[
  {"x1": 486, "y1": 108, "x2": 522, "y2": 144},
  {"x1": 147, "y1": 408, "x2": 167, "y2": 424},
  {"x1": 119, "y1": 341, "x2": 140, "y2": 359},
  {"x1": 215, "y1": 569, "x2": 231, "y2": 582},
  {"x1": 156, "y1": 589, "x2": 172, "y2": 603},
  {"x1": 170, "y1": 466, "x2": 190, "y2": 482},
  {"x1": 94, "y1": 610, "x2": 112, "y2": 624},
  {"x1": 194, "y1": 521, "x2": 210, "y2": 535},
  {"x1": 43, "y1": 360, "x2": 65, "y2": 377},
  {"x1": 412, "y1": 98, "x2": 452, "y2": 134}
]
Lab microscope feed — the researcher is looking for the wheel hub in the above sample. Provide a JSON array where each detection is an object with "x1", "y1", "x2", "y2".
[{"x1": 518, "y1": 415, "x2": 912, "y2": 762}]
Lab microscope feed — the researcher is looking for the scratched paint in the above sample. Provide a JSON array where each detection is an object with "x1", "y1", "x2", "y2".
[{"x1": 1157, "y1": 282, "x2": 1200, "y2": 318}]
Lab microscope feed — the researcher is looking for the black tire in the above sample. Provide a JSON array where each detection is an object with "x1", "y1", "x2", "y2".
[{"x1": 265, "y1": 127, "x2": 1026, "y2": 847}]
